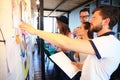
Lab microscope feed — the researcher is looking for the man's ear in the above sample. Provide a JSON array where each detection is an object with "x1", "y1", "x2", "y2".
[{"x1": 104, "y1": 18, "x2": 110, "y2": 25}]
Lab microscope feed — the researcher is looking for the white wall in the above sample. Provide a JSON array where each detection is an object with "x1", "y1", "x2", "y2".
[
  {"x1": 0, "y1": 0, "x2": 14, "y2": 80},
  {"x1": 0, "y1": 0, "x2": 34, "y2": 80},
  {"x1": 69, "y1": 7, "x2": 81, "y2": 32}
]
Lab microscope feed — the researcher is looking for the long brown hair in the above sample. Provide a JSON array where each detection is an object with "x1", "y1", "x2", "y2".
[
  {"x1": 56, "y1": 17, "x2": 71, "y2": 35},
  {"x1": 83, "y1": 22, "x2": 93, "y2": 39}
]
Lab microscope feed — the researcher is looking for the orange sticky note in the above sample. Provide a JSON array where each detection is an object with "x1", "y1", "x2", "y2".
[{"x1": 16, "y1": 34, "x2": 21, "y2": 44}]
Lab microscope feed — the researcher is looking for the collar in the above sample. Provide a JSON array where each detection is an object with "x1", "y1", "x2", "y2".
[{"x1": 98, "y1": 31, "x2": 115, "y2": 37}]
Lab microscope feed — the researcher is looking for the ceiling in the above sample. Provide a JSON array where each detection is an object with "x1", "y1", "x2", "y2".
[{"x1": 31, "y1": 0, "x2": 96, "y2": 17}]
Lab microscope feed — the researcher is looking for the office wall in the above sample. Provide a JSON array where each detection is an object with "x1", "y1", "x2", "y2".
[
  {"x1": 69, "y1": 7, "x2": 81, "y2": 32},
  {"x1": 0, "y1": 0, "x2": 34, "y2": 80},
  {"x1": 0, "y1": 0, "x2": 14, "y2": 80}
]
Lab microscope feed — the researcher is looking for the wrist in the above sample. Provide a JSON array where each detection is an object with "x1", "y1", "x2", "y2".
[{"x1": 35, "y1": 29, "x2": 39, "y2": 35}]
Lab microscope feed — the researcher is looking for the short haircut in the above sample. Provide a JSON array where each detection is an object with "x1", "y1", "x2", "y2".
[
  {"x1": 92, "y1": 5, "x2": 120, "y2": 29},
  {"x1": 79, "y1": 8, "x2": 89, "y2": 14}
]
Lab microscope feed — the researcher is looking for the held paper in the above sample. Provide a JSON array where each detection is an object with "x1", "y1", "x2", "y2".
[{"x1": 50, "y1": 52, "x2": 80, "y2": 79}]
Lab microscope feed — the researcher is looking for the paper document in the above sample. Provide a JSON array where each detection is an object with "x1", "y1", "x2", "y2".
[{"x1": 50, "y1": 52, "x2": 80, "y2": 79}]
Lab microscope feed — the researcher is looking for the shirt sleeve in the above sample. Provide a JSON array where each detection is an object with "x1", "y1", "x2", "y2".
[{"x1": 89, "y1": 35, "x2": 119, "y2": 59}]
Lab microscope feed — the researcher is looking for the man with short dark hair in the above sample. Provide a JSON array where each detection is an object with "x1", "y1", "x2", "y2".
[{"x1": 79, "y1": 8, "x2": 90, "y2": 23}]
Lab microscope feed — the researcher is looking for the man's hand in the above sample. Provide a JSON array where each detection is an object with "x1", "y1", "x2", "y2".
[
  {"x1": 19, "y1": 22, "x2": 37, "y2": 35},
  {"x1": 71, "y1": 62, "x2": 83, "y2": 70}
]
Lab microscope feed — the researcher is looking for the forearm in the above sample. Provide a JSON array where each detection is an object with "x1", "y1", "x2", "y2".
[
  {"x1": 19, "y1": 22, "x2": 95, "y2": 54},
  {"x1": 35, "y1": 29, "x2": 70, "y2": 50},
  {"x1": 35, "y1": 29, "x2": 94, "y2": 54}
]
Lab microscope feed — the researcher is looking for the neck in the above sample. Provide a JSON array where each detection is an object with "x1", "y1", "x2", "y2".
[
  {"x1": 97, "y1": 28, "x2": 111, "y2": 36},
  {"x1": 81, "y1": 35, "x2": 89, "y2": 40}
]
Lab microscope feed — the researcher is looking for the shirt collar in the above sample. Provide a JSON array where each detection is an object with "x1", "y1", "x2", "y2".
[{"x1": 98, "y1": 31, "x2": 115, "y2": 37}]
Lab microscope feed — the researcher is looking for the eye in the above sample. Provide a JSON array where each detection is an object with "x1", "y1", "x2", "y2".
[{"x1": 92, "y1": 16, "x2": 95, "y2": 19}]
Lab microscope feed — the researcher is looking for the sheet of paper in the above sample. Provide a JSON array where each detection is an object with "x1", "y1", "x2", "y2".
[
  {"x1": 6, "y1": 37, "x2": 21, "y2": 73},
  {"x1": 50, "y1": 52, "x2": 80, "y2": 79},
  {"x1": 0, "y1": 42, "x2": 7, "y2": 80}
]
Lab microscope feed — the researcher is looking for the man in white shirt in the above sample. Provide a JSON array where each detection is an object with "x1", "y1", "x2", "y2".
[{"x1": 19, "y1": 5, "x2": 120, "y2": 80}]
